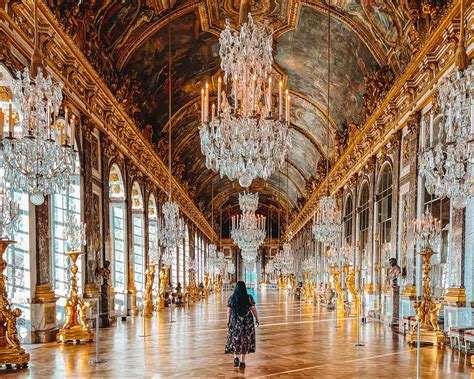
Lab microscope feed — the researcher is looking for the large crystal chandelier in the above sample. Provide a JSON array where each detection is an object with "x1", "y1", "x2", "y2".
[
  {"x1": 199, "y1": 12, "x2": 292, "y2": 187},
  {"x1": 226, "y1": 260, "x2": 235, "y2": 275},
  {"x1": 149, "y1": 235, "x2": 160, "y2": 265},
  {"x1": 414, "y1": 208, "x2": 442, "y2": 252},
  {"x1": 157, "y1": 201, "x2": 185, "y2": 251},
  {"x1": 277, "y1": 242, "x2": 293, "y2": 275},
  {"x1": 312, "y1": 196, "x2": 342, "y2": 245},
  {"x1": 157, "y1": 13, "x2": 185, "y2": 252},
  {"x1": 419, "y1": 63, "x2": 473, "y2": 208},
  {"x1": 5, "y1": 0, "x2": 75, "y2": 206},
  {"x1": 0, "y1": 176, "x2": 20, "y2": 240},
  {"x1": 231, "y1": 192, "x2": 266, "y2": 261}
]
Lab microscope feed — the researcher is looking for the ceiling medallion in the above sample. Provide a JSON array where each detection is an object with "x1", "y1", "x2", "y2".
[{"x1": 199, "y1": 13, "x2": 292, "y2": 188}]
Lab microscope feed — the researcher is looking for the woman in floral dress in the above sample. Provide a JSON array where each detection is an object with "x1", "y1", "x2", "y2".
[{"x1": 225, "y1": 281, "x2": 259, "y2": 369}]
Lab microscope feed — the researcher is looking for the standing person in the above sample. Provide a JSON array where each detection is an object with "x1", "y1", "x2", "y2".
[{"x1": 225, "y1": 281, "x2": 259, "y2": 369}]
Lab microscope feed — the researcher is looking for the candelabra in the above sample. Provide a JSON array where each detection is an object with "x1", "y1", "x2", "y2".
[
  {"x1": 142, "y1": 264, "x2": 156, "y2": 317},
  {"x1": 419, "y1": 64, "x2": 474, "y2": 209},
  {"x1": 414, "y1": 208, "x2": 442, "y2": 253},
  {"x1": 0, "y1": 181, "x2": 29, "y2": 367},
  {"x1": 199, "y1": 14, "x2": 292, "y2": 187},
  {"x1": 57, "y1": 206, "x2": 93, "y2": 343},
  {"x1": 312, "y1": 196, "x2": 342, "y2": 245}
]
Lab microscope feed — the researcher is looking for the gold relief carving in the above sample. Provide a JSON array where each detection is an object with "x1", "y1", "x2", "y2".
[
  {"x1": 402, "y1": 135, "x2": 410, "y2": 167},
  {"x1": 0, "y1": 86, "x2": 12, "y2": 101},
  {"x1": 401, "y1": 195, "x2": 408, "y2": 277}
]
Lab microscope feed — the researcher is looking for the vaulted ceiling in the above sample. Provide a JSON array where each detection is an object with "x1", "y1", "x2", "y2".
[{"x1": 47, "y1": 0, "x2": 412, "y2": 232}]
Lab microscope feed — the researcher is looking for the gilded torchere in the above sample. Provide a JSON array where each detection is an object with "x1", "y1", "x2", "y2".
[
  {"x1": 203, "y1": 272, "x2": 210, "y2": 297},
  {"x1": 0, "y1": 240, "x2": 29, "y2": 368},
  {"x1": 142, "y1": 264, "x2": 156, "y2": 317},
  {"x1": 57, "y1": 251, "x2": 94, "y2": 343},
  {"x1": 331, "y1": 265, "x2": 345, "y2": 315},
  {"x1": 407, "y1": 250, "x2": 444, "y2": 346}
]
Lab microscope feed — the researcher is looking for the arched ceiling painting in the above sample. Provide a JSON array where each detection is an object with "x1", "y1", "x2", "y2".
[{"x1": 47, "y1": 0, "x2": 411, "y2": 233}]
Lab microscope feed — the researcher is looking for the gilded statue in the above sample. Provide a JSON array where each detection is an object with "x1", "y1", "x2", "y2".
[
  {"x1": 142, "y1": 265, "x2": 156, "y2": 316},
  {"x1": 79, "y1": 301, "x2": 92, "y2": 329},
  {"x1": 331, "y1": 265, "x2": 345, "y2": 313},
  {"x1": 6, "y1": 309, "x2": 22, "y2": 349},
  {"x1": 344, "y1": 267, "x2": 360, "y2": 315},
  {"x1": 204, "y1": 272, "x2": 210, "y2": 292}
]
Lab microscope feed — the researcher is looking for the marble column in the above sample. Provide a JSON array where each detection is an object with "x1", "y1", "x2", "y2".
[{"x1": 31, "y1": 197, "x2": 58, "y2": 343}]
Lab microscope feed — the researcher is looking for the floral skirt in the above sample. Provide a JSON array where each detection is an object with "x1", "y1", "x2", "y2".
[{"x1": 225, "y1": 311, "x2": 256, "y2": 354}]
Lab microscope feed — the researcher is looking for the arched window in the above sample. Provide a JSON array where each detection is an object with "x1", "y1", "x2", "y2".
[
  {"x1": 376, "y1": 164, "x2": 393, "y2": 248},
  {"x1": 131, "y1": 182, "x2": 145, "y2": 298},
  {"x1": 184, "y1": 225, "x2": 189, "y2": 286},
  {"x1": 51, "y1": 141, "x2": 82, "y2": 320},
  {"x1": 358, "y1": 182, "x2": 370, "y2": 263},
  {"x1": 109, "y1": 164, "x2": 127, "y2": 312},
  {"x1": 343, "y1": 193, "x2": 353, "y2": 246},
  {"x1": 172, "y1": 243, "x2": 178, "y2": 288},
  {"x1": 178, "y1": 237, "x2": 184, "y2": 287}
]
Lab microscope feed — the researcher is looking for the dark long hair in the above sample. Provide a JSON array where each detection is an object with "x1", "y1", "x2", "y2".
[{"x1": 230, "y1": 281, "x2": 250, "y2": 316}]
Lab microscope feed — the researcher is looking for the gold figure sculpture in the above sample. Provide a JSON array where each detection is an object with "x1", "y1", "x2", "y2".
[
  {"x1": 331, "y1": 265, "x2": 345, "y2": 314},
  {"x1": 142, "y1": 264, "x2": 155, "y2": 317},
  {"x1": 57, "y1": 251, "x2": 94, "y2": 343},
  {"x1": 156, "y1": 266, "x2": 169, "y2": 310},
  {"x1": 203, "y1": 272, "x2": 210, "y2": 297},
  {"x1": 0, "y1": 240, "x2": 29, "y2": 368},
  {"x1": 302, "y1": 270, "x2": 315, "y2": 303},
  {"x1": 344, "y1": 266, "x2": 360, "y2": 316},
  {"x1": 214, "y1": 274, "x2": 222, "y2": 293},
  {"x1": 407, "y1": 250, "x2": 444, "y2": 346}
]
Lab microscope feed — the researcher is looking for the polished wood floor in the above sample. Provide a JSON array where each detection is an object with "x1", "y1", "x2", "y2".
[{"x1": 4, "y1": 290, "x2": 472, "y2": 378}]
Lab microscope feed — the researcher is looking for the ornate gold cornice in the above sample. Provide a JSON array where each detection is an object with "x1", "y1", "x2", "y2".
[
  {"x1": 1, "y1": 1, "x2": 218, "y2": 242},
  {"x1": 285, "y1": 0, "x2": 465, "y2": 239}
]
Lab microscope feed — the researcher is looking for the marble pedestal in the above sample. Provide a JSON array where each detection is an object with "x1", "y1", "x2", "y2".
[{"x1": 30, "y1": 285, "x2": 58, "y2": 343}]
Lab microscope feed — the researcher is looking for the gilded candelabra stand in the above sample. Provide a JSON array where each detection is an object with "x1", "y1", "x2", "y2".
[
  {"x1": 142, "y1": 264, "x2": 155, "y2": 317},
  {"x1": 203, "y1": 272, "x2": 210, "y2": 298},
  {"x1": 407, "y1": 250, "x2": 444, "y2": 346},
  {"x1": 0, "y1": 240, "x2": 29, "y2": 368},
  {"x1": 331, "y1": 265, "x2": 345, "y2": 315},
  {"x1": 302, "y1": 270, "x2": 315, "y2": 303},
  {"x1": 57, "y1": 251, "x2": 94, "y2": 343},
  {"x1": 186, "y1": 269, "x2": 199, "y2": 302},
  {"x1": 214, "y1": 274, "x2": 222, "y2": 293},
  {"x1": 344, "y1": 265, "x2": 360, "y2": 317},
  {"x1": 156, "y1": 266, "x2": 169, "y2": 310}
]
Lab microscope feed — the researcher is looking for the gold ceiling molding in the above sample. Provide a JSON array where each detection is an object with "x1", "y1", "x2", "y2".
[
  {"x1": 290, "y1": 90, "x2": 338, "y2": 131},
  {"x1": 2, "y1": 1, "x2": 218, "y2": 242},
  {"x1": 286, "y1": 158, "x2": 307, "y2": 182},
  {"x1": 285, "y1": 0, "x2": 464, "y2": 239}
]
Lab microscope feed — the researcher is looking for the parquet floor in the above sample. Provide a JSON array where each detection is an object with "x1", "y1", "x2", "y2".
[{"x1": 3, "y1": 290, "x2": 472, "y2": 378}]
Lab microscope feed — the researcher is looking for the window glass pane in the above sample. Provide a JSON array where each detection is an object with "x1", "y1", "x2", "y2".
[
  {"x1": 132, "y1": 214, "x2": 144, "y2": 293},
  {"x1": 112, "y1": 205, "x2": 126, "y2": 292}
]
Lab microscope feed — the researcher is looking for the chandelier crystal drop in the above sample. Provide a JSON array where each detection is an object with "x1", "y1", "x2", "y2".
[
  {"x1": 231, "y1": 192, "x2": 266, "y2": 259},
  {"x1": 160, "y1": 247, "x2": 174, "y2": 267},
  {"x1": 226, "y1": 260, "x2": 235, "y2": 275},
  {"x1": 157, "y1": 201, "x2": 185, "y2": 251},
  {"x1": 199, "y1": 14, "x2": 292, "y2": 188},
  {"x1": 4, "y1": 67, "x2": 76, "y2": 206},
  {"x1": 275, "y1": 242, "x2": 293, "y2": 275},
  {"x1": 414, "y1": 207, "x2": 442, "y2": 252},
  {"x1": 419, "y1": 64, "x2": 474, "y2": 208},
  {"x1": 0, "y1": 177, "x2": 20, "y2": 240},
  {"x1": 149, "y1": 235, "x2": 160, "y2": 264},
  {"x1": 312, "y1": 196, "x2": 342, "y2": 245}
]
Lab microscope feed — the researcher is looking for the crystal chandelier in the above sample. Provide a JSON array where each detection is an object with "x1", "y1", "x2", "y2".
[
  {"x1": 0, "y1": 176, "x2": 20, "y2": 240},
  {"x1": 160, "y1": 247, "x2": 174, "y2": 267},
  {"x1": 64, "y1": 207, "x2": 86, "y2": 252},
  {"x1": 231, "y1": 192, "x2": 266, "y2": 259},
  {"x1": 326, "y1": 244, "x2": 339, "y2": 266},
  {"x1": 414, "y1": 208, "x2": 442, "y2": 252},
  {"x1": 312, "y1": 196, "x2": 342, "y2": 245},
  {"x1": 157, "y1": 15, "x2": 185, "y2": 252},
  {"x1": 279, "y1": 242, "x2": 294, "y2": 275},
  {"x1": 149, "y1": 235, "x2": 160, "y2": 265},
  {"x1": 419, "y1": 63, "x2": 474, "y2": 208},
  {"x1": 199, "y1": 13, "x2": 292, "y2": 187},
  {"x1": 226, "y1": 260, "x2": 235, "y2": 275},
  {"x1": 4, "y1": 0, "x2": 75, "y2": 206},
  {"x1": 157, "y1": 201, "x2": 185, "y2": 251},
  {"x1": 302, "y1": 257, "x2": 313, "y2": 271},
  {"x1": 340, "y1": 244, "x2": 353, "y2": 264}
]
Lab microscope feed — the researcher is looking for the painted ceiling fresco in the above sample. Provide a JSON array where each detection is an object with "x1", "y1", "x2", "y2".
[
  {"x1": 47, "y1": 0, "x2": 412, "y2": 231},
  {"x1": 123, "y1": 10, "x2": 220, "y2": 132},
  {"x1": 275, "y1": 5, "x2": 379, "y2": 129}
]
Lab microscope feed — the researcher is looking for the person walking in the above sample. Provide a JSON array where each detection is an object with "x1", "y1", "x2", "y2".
[{"x1": 225, "y1": 281, "x2": 259, "y2": 369}]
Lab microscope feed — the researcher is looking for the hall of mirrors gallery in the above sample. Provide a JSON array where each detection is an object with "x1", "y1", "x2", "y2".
[{"x1": 0, "y1": 0, "x2": 473, "y2": 377}]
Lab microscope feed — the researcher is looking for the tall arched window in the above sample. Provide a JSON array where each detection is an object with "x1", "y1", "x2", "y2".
[
  {"x1": 358, "y1": 182, "x2": 370, "y2": 275},
  {"x1": 178, "y1": 237, "x2": 184, "y2": 287},
  {"x1": 51, "y1": 143, "x2": 82, "y2": 320},
  {"x1": 109, "y1": 164, "x2": 127, "y2": 312},
  {"x1": 376, "y1": 163, "x2": 393, "y2": 292},
  {"x1": 343, "y1": 194, "x2": 353, "y2": 246},
  {"x1": 184, "y1": 225, "x2": 189, "y2": 286},
  {"x1": 131, "y1": 182, "x2": 145, "y2": 298}
]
